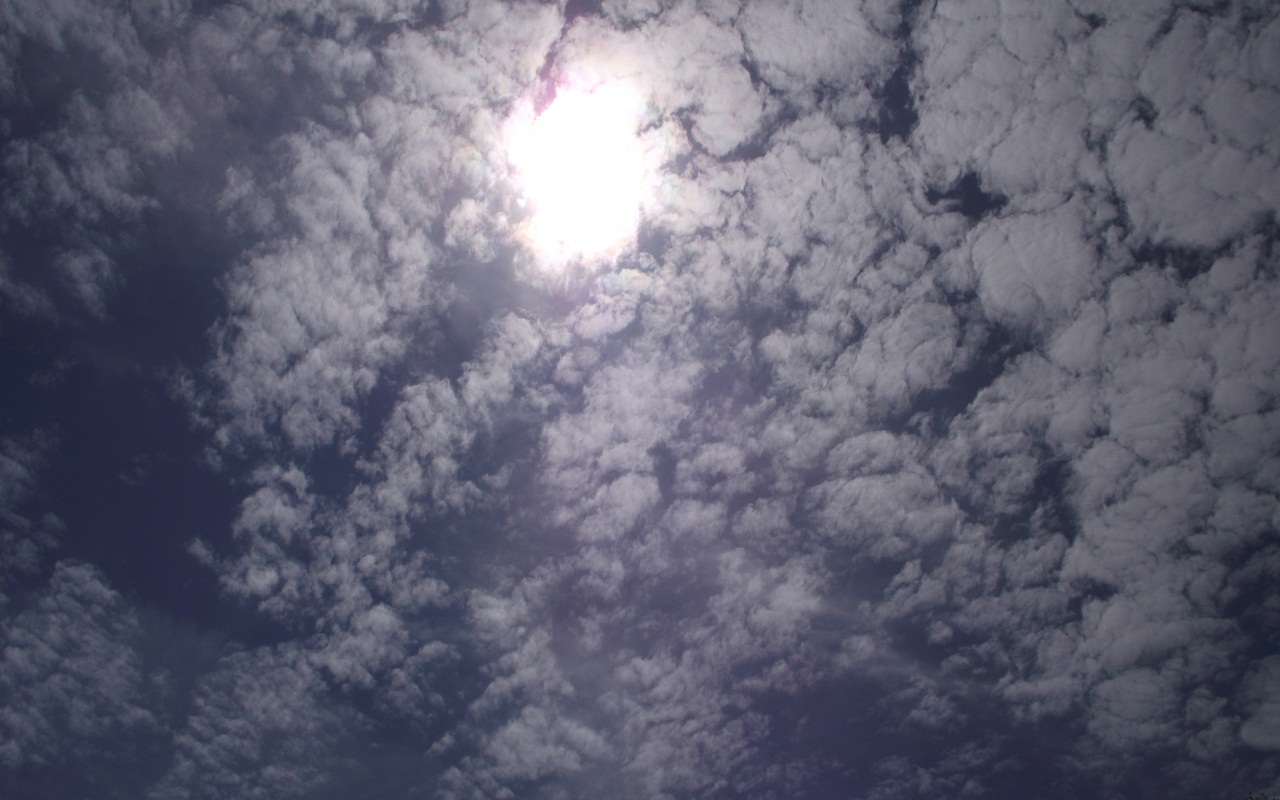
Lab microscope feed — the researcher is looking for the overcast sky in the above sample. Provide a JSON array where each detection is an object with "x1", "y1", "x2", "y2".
[{"x1": 2, "y1": 0, "x2": 1279, "y2": 798}]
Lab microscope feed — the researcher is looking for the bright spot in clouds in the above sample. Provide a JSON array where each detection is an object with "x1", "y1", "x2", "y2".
[{"x1": 507, "y1": 82, "x2": 649, "y2": 265}]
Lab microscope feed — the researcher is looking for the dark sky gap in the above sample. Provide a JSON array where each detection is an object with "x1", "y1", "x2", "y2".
[{"x1": 925, "y1": 172, "x2": 1010, "y2": 222}]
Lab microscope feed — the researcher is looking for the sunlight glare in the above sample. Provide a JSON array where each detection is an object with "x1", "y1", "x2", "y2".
[{"x1": 508, "y1": 83, "x2": 648, "y2": 265}]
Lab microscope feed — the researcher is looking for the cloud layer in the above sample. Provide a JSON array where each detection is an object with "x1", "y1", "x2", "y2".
[{"x1": 2, "y1": 0, "x2": 1279, "y2": 798}]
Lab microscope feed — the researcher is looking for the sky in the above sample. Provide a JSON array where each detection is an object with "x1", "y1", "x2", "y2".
[{"x1": 1, "y1": 0, "x2": 1279, "y2": 798}]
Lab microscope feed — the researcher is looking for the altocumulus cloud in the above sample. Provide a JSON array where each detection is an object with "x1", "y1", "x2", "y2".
[{"x1": 1, "y1": 0, "x2": 1279, "y2": 799}]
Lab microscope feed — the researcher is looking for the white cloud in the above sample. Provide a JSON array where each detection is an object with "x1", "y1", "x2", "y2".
[
  {"x1": 7, "y1": 0, "x2": 1280, "y2": 796},
  {"x1": 165, "y1": 0, "x2": 1280, "y2": 792},
  {"x1": 1111, "y1": 11, "x2": 1280, "y2": 246},
  {"x1": 968, "y1": 200, "x2": 1103, "y2": 333},
  {"x1": 740, "y1": 0, "x2": 894, "y2": 101}
]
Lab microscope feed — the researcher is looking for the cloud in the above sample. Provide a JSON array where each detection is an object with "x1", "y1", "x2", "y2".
[
  {"x1": 740, "y1": 0, "x2": 896, "y2": 102},
  {"x1": 0, "y1": 430, "x2": 62, "y2": 598},
  {"x1": 1110, "y1": 11, "x2": 1280, "y2": 246},
  {"x1": 0, "y1": 561, "x2": 158, "y2": 770},
  {"x1": 968, "y1": 200, "x2": 1104, "y2": 334},
  {"x1": 151, "y1": 643, "x2": 344, "y2": 800},
  {"x1": 1239, "y1": 657, "x2": 1280, "y2": 752},
  {"x1": 1, "y1": 0, "x2": 190, "y2": 318},
  {"x1": 4, "y1": 0, "x2": 1280, "y2": 797}
]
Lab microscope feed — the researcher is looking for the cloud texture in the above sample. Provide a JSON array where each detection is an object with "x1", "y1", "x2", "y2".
[{"x1": 2, "y1": 0, "x2": 1279, "y2": 798}]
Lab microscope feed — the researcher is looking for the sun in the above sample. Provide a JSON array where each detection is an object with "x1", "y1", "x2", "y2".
[{"x1": 506, "y1": 81, "x2": 650, "y2": 266}]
